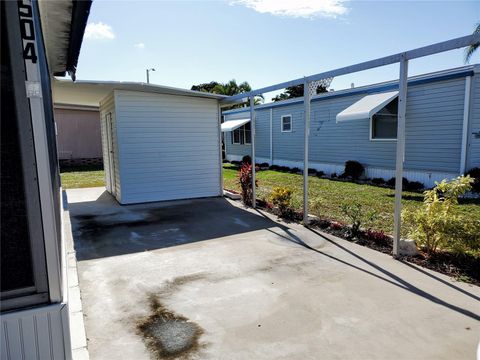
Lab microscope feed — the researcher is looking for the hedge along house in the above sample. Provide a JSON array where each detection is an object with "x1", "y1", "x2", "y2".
[
  {"x1": 54, "y1": 80, "x2": 227, "y2": 204},
  {"x1": 222, "y1": 64, "x2": 480, "y2": 188}
]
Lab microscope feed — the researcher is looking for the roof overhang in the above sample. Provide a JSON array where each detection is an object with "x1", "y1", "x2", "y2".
[
  {"x1": 38, "y1": 0, "x2": 92, "y2": 80},
  {"x1": 53, "y1": 80, "x2": 227, "y2": 107},
  {"x1": 221, "y1": 118, "x2": 250, "y2": 132},
  {"x1": 336, "y1": 91, "x2": 398, "y2": 122}
]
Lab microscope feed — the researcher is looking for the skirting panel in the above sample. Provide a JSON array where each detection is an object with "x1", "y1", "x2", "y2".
[
  {"x1": 225, "y1": 155, "x2": 457, "y2": 187},
  {"x1": 1, "y1": 303, "x2": 71, "y2": 360}
]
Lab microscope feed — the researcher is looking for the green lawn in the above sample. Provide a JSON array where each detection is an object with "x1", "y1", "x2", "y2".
[
  {"x1": 223, "y1": 163, "x2": 480, "y2": 236},
  {"x1": 60, "y1": 164, "x2": 480, "y2": 237},
  {"x1": 60, "y1": 168, "x2": 105, "y2": 189}
]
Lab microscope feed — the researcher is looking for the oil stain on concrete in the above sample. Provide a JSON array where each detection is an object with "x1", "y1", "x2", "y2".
[{"x1": 137, "y1": 295, "x2": 205, "y2": 360}]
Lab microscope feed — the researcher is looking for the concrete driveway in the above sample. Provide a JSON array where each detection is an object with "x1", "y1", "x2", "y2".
[{"x1": 66, "y1": 187, "x2": 480, "y2": 360}]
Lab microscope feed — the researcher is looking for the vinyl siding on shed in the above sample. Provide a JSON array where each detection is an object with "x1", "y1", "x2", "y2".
[
  {"x1": 114, "y1": 90, "x2": 221, "y2": 204},
  {"x1": 224, "y1": 75, "x2": 470, "y2": 174}
]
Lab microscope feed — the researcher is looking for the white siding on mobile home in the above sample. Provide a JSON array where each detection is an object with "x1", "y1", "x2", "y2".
[{"x1": 100, "y1": 90, "x2": 222, "y2": 204}]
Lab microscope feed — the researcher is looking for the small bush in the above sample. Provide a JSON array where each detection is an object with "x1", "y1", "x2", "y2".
[
  {"x1": 242, "y1": 155, "x2": 252, "y2": 165},
  {"x1": 316, "y1": 171, "x2": 325, "y2": 177},
  {"x1": 341, "y1": 202, "x2": 377, "y2": 238},
  {"x1": 466, "y1": 167, "x2": 480, "y2": 193},
  {"x1": 405, "y1": 181, "x2": 424, "y2": 192},
  {"x1": 308, "y1": 168, "x2": 317, "y2": 175},
  {"x1": 231, "y1": 160, "x2": 241, "y2": 166},
  {"x1": 342, "y1": 160, "x2": 364, "y2": 180},
  {"x1": 371, "y1": 177, "x2": 386, "y2": 185},
  {"x1": 403, "y1": 175, "x2": 479, "y2": 254},
  {"x1": 238, "y1": 163, "x2": 258, "y2": 206},
  {"x1": 331, "y1": 172, "x2": 338, "y2": 178},
  {"x1": 386, "y1": 177, "x2": 409, "y2": 188},
  {"x1": 269, "y1": 165, "x2": 279, "y2": 171},
  {"x1": 290, "y1": 167, "x2": 301, "y2": 174},
  {"x1": 259, "y1": 162, "x2": 269, "y2": 168},
  {"x1": 365, "y1": 229, "x2": 390, "y2": 244},
  {"x1": 278, "y1": 166, "x2": 290, "y2": 172},
  {"x1": 269, "y1": 187, "x2": 293, "y2": 216}
]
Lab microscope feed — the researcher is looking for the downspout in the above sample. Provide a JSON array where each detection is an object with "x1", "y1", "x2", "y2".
[{"x1": 460, "y1": 76, "x2": 472, "y2": 174}]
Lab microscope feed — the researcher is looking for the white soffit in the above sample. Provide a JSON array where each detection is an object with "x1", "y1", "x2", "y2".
[
  {"x1": 336, "y1": 91, "x2": 399, "y2": 122},
  {"x1": 221, "y1": 118, "x2": 250, "y2": 132}
]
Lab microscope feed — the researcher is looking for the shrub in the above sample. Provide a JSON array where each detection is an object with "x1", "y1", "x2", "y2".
[
  {"x1": 466, "y1": 167, "x2": 480, "y2": 193},
  {"x1": 331, "y1": 172, "x2": 338, "y2": 178},
  {"x1": 341, "y1": 202, "x2": 377, "y2": 238},
  {"x1": 308, "y1": 168, "x2": 317, "y2": 175},
  {"x1": 365, "y1": 229, "x2": 390, "y2": 244},
  {"x1": 371, "y1": 177, "x2": 386, "y2": 185},
  {"x1": 342, "y1": 160, "x2": 364, "y2": 180},
  {"x1": 269, "y1": 187, "x2": 293, "y2": 216},
  {"x1": 259, "y1": 162, "x2": 269, "y2": 168},
  {"x1": 405, "y1": 181, "x2": 424, "y2": 192},
  {"x1": 231, "y1": 160, "x2": 241, "y2": 166},
  {"x1": 278, "y1": 166, "x2": 290, "y2": 172},
  {"x1": 386, "y1": 177, "x2": 409, "y2": 188},
  {"x1": 238, "y1": 163, "x2": 258, "y2": 206},
  {"x1": 242, "y1": 155, "x2": 252, "y2": 165},
  {"x1": 269, "y1": 165, "x2": 279, "y2": 171},
  {"x1": 290, "y1": 167, "x2": 301, "y2": 174},
  {"x1": 403, "y1": 175, "x2": 479, "y2": 254},
  {"x1": 316, "y1": 171, "x2": 325, "y2": 177}
]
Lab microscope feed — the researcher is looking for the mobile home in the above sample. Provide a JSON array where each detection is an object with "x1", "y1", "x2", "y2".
[{"x1": 223, "y1": 65, "x2": 480, "y2": 187}]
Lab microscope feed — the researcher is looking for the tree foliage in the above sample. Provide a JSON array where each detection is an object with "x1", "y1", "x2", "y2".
[
  {"x1": 272, "y1": 84, "x2": 328, "y2": 102},
  {"x1": 191, "y1": 79, "x2": 263, "y2": 109},
  {"x1": 465, "y1": 22, "x2": 480, "y2": 63}
]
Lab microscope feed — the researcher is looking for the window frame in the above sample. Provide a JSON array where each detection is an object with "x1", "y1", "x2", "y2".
[
  {"x1": 232, "y1": 128, "x2": 241, "y2": 144},
  {"x1": 243, "y1": 122, "x2": 251, "y2": 145},
  {"x1": 281, "y1": 114, "x2": 292, "y2": 133},
  {"x1": 370, "y1": 114, "x2": 398, "y2": 142}
]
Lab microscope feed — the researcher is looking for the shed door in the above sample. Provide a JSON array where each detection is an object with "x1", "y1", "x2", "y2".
[
  {"x1": 105, "y1": 113, "x2": 116, "y2": 196},
  {"x1": 115, "y1": 91, "x2": 221, "y2": 204}
]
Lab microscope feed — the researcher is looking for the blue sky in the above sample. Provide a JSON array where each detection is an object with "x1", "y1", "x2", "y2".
[{"x1": 76, "y1": 0, "x2": 480, "y2": 101}]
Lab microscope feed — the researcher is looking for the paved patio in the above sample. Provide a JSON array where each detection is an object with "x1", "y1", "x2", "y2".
[{"x1": 66, "y1": 187, "x2": 480, "y2": 360}]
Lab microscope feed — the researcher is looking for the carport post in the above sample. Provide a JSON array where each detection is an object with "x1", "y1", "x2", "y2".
[
  {"x1": 303, "y1": 80, "x2": 311, "y2": 225},
  {"x1": 393, "y1": 54, "x2": 409, "y2": 257},
  {"x1": 250, "y1": 96, "x2": 256, "y2": 208}
]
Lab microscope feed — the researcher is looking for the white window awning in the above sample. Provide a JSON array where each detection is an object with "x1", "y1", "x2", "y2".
[
  {"x1": 221, "y1": 118, "x2": 250, "y2": 132},
  {"x1": 336, "y1": 91, "x2": 398, "y2": 122}
]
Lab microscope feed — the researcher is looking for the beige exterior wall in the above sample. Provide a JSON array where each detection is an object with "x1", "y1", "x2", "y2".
[{"x1": 54, "y1": 108, "x2": 102, "y2": 160}]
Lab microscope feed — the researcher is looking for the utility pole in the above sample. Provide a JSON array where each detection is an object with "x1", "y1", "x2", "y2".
[{"x1": 146, "y1": 68, "x2": 155, "y2": 84}]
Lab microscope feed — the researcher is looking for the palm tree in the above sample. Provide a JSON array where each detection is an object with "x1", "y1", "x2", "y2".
[
  {"x1": 212, "y1": 79, "x2": 264, "y2": 106},
  {"x1": 465, "y1": 22, "x2": 480, "y2": 63}
]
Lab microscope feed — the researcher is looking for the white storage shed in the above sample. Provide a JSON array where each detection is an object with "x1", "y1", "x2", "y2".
[{"x1": 97, "y1": 86, "x2": 225, "y2": 204}]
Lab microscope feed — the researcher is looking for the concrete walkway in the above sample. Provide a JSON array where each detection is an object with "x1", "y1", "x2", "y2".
[{"x1": 66, "y1": 187, "x2": 480, "y2": 360}]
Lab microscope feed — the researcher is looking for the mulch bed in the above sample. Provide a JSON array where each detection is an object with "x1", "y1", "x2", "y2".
[{"x1": 251, "y1": 199, "x2": 480, "y2": 286}]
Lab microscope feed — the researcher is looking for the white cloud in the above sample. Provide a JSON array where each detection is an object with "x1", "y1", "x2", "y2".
[
  {"x1": 134, "y1": 42, "x2": 145, "y2": 49},
  {"x1": 231, "y1": 0, "x2": 349, "y2": 18},
  {"x1": 85, "y1": 22, "x2": 115, "y2": 40}
]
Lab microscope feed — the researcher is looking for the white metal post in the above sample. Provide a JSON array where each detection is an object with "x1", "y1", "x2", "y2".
[
  {"x1": 460, "y1": 76, "x2": 472, "y2": 175},
  {"x1": 303, "y1": 81, "x2": 311, "y2": 225},
  {"x1": 250, "y1": 97, "x2": 256, "y2": 208},
  {"x1": 393, "y1": 54, "x2": 409, "y2": 256}
]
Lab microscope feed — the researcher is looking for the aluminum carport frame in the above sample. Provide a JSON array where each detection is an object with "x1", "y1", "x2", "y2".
[{"x1": 219, "y1": 33, "x2": 480, "y2": 256}]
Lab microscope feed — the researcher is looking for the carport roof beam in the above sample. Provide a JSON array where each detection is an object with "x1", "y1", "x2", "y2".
[{"x1": 220, "y1": 33, "x2": 480, "y2": 103}]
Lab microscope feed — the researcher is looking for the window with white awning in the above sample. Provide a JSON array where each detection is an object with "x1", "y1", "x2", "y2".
[
  {"x1": 221, "y1": 118, "x2": 250, "y2": 132},
  {"x1": 336, "y1": 91, "x2": 399, "y2": 140}
]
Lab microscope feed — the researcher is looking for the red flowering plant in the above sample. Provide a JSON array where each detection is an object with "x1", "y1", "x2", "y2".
[{"x1": 238, "y1": 163, "x2": 258, "y2": 206}]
